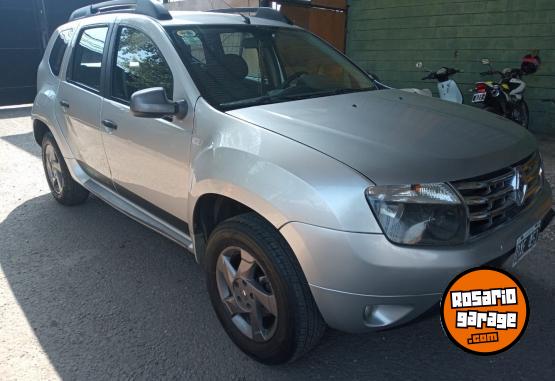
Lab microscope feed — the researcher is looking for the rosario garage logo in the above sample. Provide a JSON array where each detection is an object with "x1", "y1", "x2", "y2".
[{"x1": 440, "y1": 267, "x2": 529, "y2": 355}]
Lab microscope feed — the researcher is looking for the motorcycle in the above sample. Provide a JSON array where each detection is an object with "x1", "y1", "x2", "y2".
[
  {"x1": 471, "y1": 56, "x2": 540, "y2": 129},
  {"x1": 417, "y1": 62, "x2": 463, "y2": 103},
  {"x1": 367, "y1": 70, "x2": 433, "y2": 97}
]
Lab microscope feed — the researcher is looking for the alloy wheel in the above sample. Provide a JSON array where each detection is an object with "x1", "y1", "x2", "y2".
[
  {"x1": 215, "y1": 246, "x2": 278, "y2": 342},
  {"x1": 45, "y1": 144, "x2": 64, "y2": 194}
]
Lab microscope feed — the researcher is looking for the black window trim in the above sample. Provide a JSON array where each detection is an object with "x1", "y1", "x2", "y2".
[
  {"x1": 67, "y1": 23, "x2": 114, "y2": 96},
  {"x1": 105, "y1": 24, "x2": 175, "y2": 106}
]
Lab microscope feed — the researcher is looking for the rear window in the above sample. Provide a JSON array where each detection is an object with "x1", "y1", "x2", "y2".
[{"x1": 48, "y1": 29, "x2": 73, "y2": 76}]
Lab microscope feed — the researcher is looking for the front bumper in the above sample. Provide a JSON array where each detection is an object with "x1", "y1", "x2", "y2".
[{"x1": 280, "y1": 181, "x2": 553, "y2": 333}]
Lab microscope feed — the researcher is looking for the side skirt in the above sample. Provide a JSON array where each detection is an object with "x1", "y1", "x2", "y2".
[
  {"x1": 83, "y1": 178, "x2": 195, "y2": 253},
  {"x1": 66, "y1": 158, "x2": 195, "y2": 254}
]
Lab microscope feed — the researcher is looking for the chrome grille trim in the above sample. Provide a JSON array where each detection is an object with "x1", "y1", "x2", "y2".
[
  {"x1": 451, "y1": 152, "x2": 542, "y2": 237},
  {"x1": 465, "y1": 186, "x2": 514, "y2": 206}
]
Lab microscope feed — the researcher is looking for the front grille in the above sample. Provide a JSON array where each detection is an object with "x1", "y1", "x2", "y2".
[{"x1": 451, "y1": 153, "x2": 543, "y2": 237}]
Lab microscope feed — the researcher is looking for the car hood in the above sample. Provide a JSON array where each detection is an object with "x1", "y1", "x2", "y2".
[{"x1": 227, "y1": 89, "x2": 537, "y2": 185}]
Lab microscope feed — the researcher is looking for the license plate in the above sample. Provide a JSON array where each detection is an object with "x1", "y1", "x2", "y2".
[
  {"x1": 513, "y1": 221, "x2": 541, "y2": 267},
  {"x1": 472, "y1": 92, "x2": 486, "y2": 103}
]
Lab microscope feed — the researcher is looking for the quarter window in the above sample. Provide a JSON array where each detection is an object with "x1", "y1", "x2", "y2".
[
  {"x1": 69, "y1": 26, "x2": 109, "y2": 92},
  {"x1": 49, "y1": 29, "x2": 73, "y2": 76},
  {"x1": 112, "y1": 27, "x2": 173, "y2": 102}
]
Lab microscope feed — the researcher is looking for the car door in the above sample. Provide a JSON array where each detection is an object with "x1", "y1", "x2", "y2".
[
  {"x1": 55, "y1": 24, "x2": 112, "y2": 184},
  {"x1": 101, "y1": 24, "x2": 193, "y2": 231}
]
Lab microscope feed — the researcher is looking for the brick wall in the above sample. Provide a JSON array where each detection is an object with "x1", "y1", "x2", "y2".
[{"x1": 346, "y1": 0, "x2": 555, "y2": 133}]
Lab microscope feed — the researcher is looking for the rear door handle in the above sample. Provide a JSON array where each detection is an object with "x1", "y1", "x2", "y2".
[
  {"x1": 102, "y1": 119, "x2": 118, "y2": 130},
  {"x1": 59, "y1": 100, "x2": 70, "y2": 108}
]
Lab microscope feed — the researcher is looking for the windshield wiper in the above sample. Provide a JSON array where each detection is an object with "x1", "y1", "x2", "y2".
[
  {"x1": 283, "y1": 88, "x2": 372, "y2": 100},
  {"x1": 220, "y1": 88, "x2": 373, "y2": 110},
  {"x1": 220, "y1": 94, "x2": 282, "y2": 110}
]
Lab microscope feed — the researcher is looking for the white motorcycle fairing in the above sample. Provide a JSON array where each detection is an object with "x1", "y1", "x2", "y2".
[
  {"x1": 400, "y1": 88, "x2": 433, "y2": 97},
  {"x1": 509, "y1": 78, "x2": 526, "y2": 101},
  {"x1": 437, "y1": 79, "x2": 463, "y2": 103}
]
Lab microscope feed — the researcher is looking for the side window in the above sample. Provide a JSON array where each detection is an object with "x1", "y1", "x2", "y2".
[
  {"x1": 241, "y1": 47, "x2": 261, "y2": 81},
  {"x1": 112, "y1": 27, "x2": 174, "y2": 102},
  {"x1": 220, "y1": 32, "x2": 242, "y2": 55},
  {"x1": 49, "y1": 29, "x2": 73, "y2": 76},
  {"x1": 220, "y1": 32, "x2": 261, "y2": 81},
  {"x1": 174, "y1": 30, "x2": 206, "y2": 64},
  {"x1": 69, "y1": 26, "x2": 109, "y2": 92}
]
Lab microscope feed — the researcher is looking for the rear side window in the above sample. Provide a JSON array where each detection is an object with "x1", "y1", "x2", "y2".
[
  {"x1": 49, "y1": 29, "x2": 73, "y2": 76},
  {"x1": 111, "y1": 27, "x2": 173, "y2": 102},
  {"x1": 69, "y1": 26, "x2": 109, "y2": 92}
]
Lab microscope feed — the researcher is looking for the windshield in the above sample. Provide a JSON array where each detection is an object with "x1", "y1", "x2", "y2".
[{"x1": 167, "y1": 25, "x2": 375, "y2": 110}]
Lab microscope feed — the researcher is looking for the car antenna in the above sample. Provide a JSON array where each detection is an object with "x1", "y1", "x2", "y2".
[{"x1": 221, "y1": 0, "x2": 251, "y2": 24}]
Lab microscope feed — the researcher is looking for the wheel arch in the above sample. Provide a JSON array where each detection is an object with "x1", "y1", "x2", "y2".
[
  {"x1": 190, "y1": 184, "x2": 291, "y2": 267},
  {"x1": 33, "y1": 118, "x2": 51, "y2": 145},
  {"x1": 31, "y1": 115, "x2": 74, "y2": 159}
]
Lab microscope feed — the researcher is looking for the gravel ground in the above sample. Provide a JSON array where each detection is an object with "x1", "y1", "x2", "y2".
[{"x1": 0, "y1": 106, "x2": 554, "y2": 380}]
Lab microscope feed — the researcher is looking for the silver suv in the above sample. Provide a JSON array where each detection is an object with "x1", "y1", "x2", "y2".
[{"x1": 32, "y1": 0, "x2": 553, "y2": 364}]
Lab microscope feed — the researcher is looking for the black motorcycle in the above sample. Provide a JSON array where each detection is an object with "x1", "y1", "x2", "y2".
[
  {"x1": 471, "y1": 56, "x2": 540, "y2": 129},
  {"x1": 472, "y1": 64, "x2": 528, "y2": 128}
]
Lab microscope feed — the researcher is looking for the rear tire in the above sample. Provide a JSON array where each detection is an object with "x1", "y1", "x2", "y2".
[
  {"x1": 41, "y1": 132, "x2": 89, "y2": 206},
  {"x1": 513, "y1": 101, "x2": 530, "y2": 129},
  {"x1": 205, "y1": 213, "x2": 326, "y2": 364}
]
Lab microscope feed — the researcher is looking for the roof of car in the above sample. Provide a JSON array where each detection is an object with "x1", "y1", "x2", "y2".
[
  {"x1": 68, "y1": 9, "x2": 297, "y2": 29},
  {"x1": 62, "y1": 13, "x2": 298, "y2": 35},
  {"x1": 159, "y1": 11, "x2": 297, "y2": 28},
  {"x1": 68, "y1": 1, "x2": 296, "y2": 27}
]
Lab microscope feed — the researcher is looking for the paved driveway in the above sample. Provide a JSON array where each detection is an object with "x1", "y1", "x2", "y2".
[{"x1": 1, "y1": 106, "x2": 554, "y2": 380}]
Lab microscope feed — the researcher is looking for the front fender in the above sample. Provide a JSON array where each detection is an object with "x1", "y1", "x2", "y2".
[{"x1": 188, "y1": 99, "x2": 382, "y2": 234}]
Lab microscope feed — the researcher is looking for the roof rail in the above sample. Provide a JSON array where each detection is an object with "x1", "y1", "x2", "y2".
[
  {"x1": 209, "y1": 7, "x2": 294, "y2": 25},
  {"x1": 69, "y1": 0, "x2": 172, "y2": 22}
]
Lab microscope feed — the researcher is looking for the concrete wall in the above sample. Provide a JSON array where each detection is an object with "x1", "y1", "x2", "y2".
[{"x1": 346, "y1": 0, "x2": 555, "y2": 133}]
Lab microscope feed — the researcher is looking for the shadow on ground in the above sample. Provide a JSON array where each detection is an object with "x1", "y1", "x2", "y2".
[
  {"x1": 1, "y1": 191, "x2": 553, "y2": 380},
  {"x1": 0, "y1": 106, "x2": 32, "y2": 119},
  {"x1": 1, "y1": 132, "x2": 40, "y2": 158}
]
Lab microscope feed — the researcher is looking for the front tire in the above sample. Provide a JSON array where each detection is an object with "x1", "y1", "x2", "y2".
[
  {"x1": 206, "y1": 213, "x2": 326, "y2": 364},
  {"x1": 41, "y1": 132, "x2": 89, "y2": 205}
]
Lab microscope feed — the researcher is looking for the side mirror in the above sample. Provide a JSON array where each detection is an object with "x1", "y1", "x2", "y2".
[
  {"x1": 130, "y1": 87, "x2": 188, "y2": 120},
  {"x1": 481, "y1": 58, "x2": 490, "y2": 65}
]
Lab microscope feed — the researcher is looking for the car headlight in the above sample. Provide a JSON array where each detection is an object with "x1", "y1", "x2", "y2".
[{"x1": 365, "y1": 183, "x2": 467, "y2": 245}]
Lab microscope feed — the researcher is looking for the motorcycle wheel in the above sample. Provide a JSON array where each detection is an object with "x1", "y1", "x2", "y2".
[{"x1": 512, "y1": 101, "x2": 529, "y2": 129}]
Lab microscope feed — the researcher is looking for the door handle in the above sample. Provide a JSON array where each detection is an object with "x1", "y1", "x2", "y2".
[
  {"x1": 102, "y1": 119, "x2": 118, "y2": 130},
  {"x1": 59, "y1": 100, "x2": 70, "y2": 108}
]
